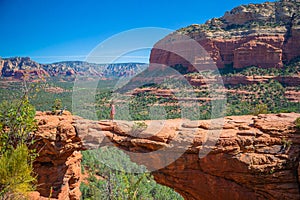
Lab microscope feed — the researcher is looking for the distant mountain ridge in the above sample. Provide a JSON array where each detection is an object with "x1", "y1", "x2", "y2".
[{"x1": 0, "y1": 57, "x2": 148, "y2": 79}]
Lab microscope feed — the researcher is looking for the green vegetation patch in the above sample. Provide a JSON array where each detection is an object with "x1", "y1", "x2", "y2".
[{"x1": 80, "y1": 147, "x2": 183, "y2": 200}]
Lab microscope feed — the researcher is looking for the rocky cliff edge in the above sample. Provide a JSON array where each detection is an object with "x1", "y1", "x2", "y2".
[{"x1": 29, "y1": 111, "x2": 300, "y2": 200}]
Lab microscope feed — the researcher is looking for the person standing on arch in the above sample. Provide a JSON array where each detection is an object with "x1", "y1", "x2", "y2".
[{"x1": 110, "y1": 101, "x2": 115, "y2": 122}]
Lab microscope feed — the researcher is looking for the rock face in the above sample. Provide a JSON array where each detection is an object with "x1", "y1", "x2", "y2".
[
  {"x1": 150, "y1": 0, "x2": 300, "y2": 71},
  {"x1": 85, "y1": 113, "x2": 300, "y2": 200},
  {"x1": 31, "y1": 112, "x2": 300, "y2": 199},
  {"x1": 151, "y1": 114, "x2": 300, "y2": 200},
  {"x1": 233, "y1": 40, "x2": 283, "y2": 69},
  {"x1": 31, "y1": 111, "x2": 82, "y2": 200}
]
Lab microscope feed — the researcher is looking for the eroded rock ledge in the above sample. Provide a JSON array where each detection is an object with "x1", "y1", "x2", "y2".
[{"x1": 31, "y1": 111, "x2": 300, "y2": 200}]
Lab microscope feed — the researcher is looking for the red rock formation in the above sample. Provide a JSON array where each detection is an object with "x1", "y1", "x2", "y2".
[
  {"x1": 150, "y1": 33, "x2": 290, "y2": 72},
  {"x1": 73, "y1": 113, "x2": 300, "y2": 200},
  {"x1": 233, "y1": 40, "x2": 283, "y2": 69},
  {"x1": 151, "y1": 114, "x2": 300, "y2": 200},
  {"x1": 0, "y1": 57, "x2": 49, "y2": 79},
  {"x1": 30, "y1": 111, "x2": 82, "y2": 200},
  {"x1": 283, "y1": 26, "x2": 300, "y2": 61},
  {"x1": 285, "y1": 90, "x2": 300, "y2": 102},
  {"x1": 186, "y1": 74, "x2": 300, "y2": 87},
  {"x1": 31, "y1": 111, "x2": 300, "y2": 200},
  {"x1": 149, "y1": 1, "x2": 300, "y2": 72},
  {"x1": 13, "y1": 69, "x2": 49, "y2": 79},
  {"x1": 275, "y1": 75, "x2": 300, "y2": 87}
]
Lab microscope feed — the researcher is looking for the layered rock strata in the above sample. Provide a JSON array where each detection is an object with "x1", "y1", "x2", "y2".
[{"x1": 31, "y1": 112, "x2": 300, "y2": 200}]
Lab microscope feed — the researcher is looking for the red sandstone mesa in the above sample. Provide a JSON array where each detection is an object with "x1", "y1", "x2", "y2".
[{"x1": 149, "y1": 1, "x2": 300, "y2": 72}]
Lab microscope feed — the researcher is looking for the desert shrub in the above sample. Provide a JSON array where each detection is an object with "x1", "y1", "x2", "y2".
[
  {"x1": 0, "y1": 144, "x2": 36, "y2": 198},
  {"x1": 52, "y1": 98, "x2": 62, "y2": 112},
  {"x1": 295, "y1": 117, "x2": 300, "y2": 129},
  {"x1": 281, "y1": 138, "x2": 292, "y2": 148},
  {"x1": 252, "y1": 103, "x2": 268, "y2": 116},
  {"x1": 132, "y1": 122, "x2": 147, "y2": 130},
  {"x1": 130, "y1": 122, "x2": 148, "y2": 137}
]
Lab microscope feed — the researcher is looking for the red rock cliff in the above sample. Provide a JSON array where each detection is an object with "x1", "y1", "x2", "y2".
[
  {"x1": 150, "y1": 0, "x2": 300, "y2": 71},
  {"x1": 30, "y1": 111, "x2": 82, "y2": 200},
  {"x1": 31, "y1": 112, "x2": 300, "y2": 200}
]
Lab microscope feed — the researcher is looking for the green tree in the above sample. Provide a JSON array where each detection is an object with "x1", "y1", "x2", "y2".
[
  {"x1": 0, "y1": 97, "x2": 37, "y2": 198},
  {"x1": 52, "y1": 98, "x2": 62, "y2": 112},
  {"x1": 80, "y1": 147, "x2": 183, "y2": 200},
  {"x1": 0, "y1": 99, "x2": 37, "y2": 154}
]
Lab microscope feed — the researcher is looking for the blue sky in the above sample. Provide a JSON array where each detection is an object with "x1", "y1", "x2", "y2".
[{"x1": 0, "y1": 0, "x2": 274, "y2": 63}]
